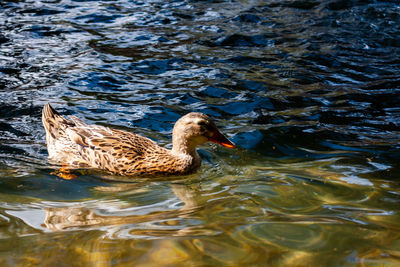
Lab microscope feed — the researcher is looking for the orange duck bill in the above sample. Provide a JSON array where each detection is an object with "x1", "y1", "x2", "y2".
[{"x1": 208, "y1": 130, "x2": 236, "y2": 148}]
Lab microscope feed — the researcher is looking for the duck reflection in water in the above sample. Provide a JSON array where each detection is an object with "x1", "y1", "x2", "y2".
[{"x1": 43, "y1": 182, "x2": 209, "y2": 236}]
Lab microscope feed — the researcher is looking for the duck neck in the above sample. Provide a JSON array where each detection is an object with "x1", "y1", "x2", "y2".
[
  {"x1": 171, "y1": 136, "x2": 202, "y2": 173},
  {"x1": 171, "y1": 135, "x2": 198, "y2": 158}
]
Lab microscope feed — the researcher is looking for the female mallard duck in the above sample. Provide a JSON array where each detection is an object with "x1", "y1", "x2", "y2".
[{"x1": 42, "y1": 104, "x2": 235, "y2": 177}]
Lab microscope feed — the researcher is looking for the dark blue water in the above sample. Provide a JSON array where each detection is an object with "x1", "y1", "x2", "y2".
[{"x1": 0, "y1": 0, "x2": 399, "y2": 265}]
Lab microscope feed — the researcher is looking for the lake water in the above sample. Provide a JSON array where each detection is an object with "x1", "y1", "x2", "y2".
[{"x1": 0, "y1": 0, "x2": 399, "y2": 266}]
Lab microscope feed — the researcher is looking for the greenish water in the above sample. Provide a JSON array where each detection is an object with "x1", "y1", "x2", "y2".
[{"x1": 1, "y1": 0, "x2": 400, "y2": 266}]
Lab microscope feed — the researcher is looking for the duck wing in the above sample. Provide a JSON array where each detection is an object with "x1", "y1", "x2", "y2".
[
  {"x1": 68, "y1": 126, "x2": 157, "y2": 156},
  {"x1": 66, "y1": 123, "x2": 164, "y2": 173},
  {"x1": 43, "y1": 104, "x2": 170, "y2": 175}
]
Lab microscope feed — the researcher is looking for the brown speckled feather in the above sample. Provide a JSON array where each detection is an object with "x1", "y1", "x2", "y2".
[{"x1": 42, "y1": 104, "x2": 234, "y2": 177}]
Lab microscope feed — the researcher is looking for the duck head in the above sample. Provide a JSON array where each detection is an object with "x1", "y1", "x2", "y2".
[{"x1": 172, "y1": 112, "x2": 235, "y2": 155}]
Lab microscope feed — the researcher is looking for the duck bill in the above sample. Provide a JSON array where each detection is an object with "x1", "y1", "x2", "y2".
[{"x1": 209, "y1": 130, "x2": 236, "y2": 148}]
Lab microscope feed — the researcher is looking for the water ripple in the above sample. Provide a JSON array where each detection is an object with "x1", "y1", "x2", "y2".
[{"x1": 0, "y1": 0, "x2": 399, "y2": 265}]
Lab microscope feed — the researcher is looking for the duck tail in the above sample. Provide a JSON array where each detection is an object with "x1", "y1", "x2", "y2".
[
  {"x1": 42, "y1": 103, "x2": 60, "y2": 119},
  {"x1": 42, "y1": 103, "x2": 74, "y2": 139}
]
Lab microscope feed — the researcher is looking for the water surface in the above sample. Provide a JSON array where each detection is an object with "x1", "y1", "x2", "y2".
[{"x1": 0, "y1": 0, "x2": 399, "y2": 266}]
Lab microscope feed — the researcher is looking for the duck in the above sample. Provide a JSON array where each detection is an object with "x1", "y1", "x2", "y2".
[{"x1": 42, "y1": 104, "x2": 235, "y2": 177}]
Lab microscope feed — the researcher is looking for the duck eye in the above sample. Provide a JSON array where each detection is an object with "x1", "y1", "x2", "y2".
[{"x1": 198, "y1": 120, "x2": 207, "y2": 127}]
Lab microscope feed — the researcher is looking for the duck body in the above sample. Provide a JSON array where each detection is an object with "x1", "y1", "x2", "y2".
[{"x1": 42, "y1": 104, "x2": 235, "y2": 177}]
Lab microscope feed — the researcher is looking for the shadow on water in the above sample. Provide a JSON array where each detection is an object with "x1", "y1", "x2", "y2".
[{"x1": 0, "y1": 0, "x2": 400, "y2": 265}]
